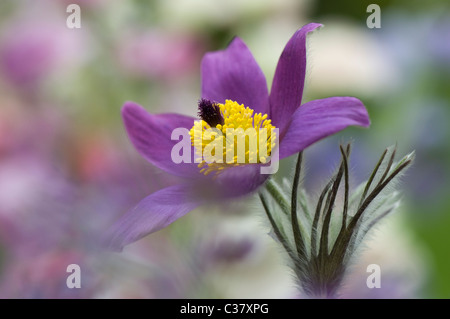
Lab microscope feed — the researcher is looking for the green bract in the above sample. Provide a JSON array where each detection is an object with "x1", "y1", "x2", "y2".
[{"x1": 259, "y1": 144, "x2": 414, "y2": 298}]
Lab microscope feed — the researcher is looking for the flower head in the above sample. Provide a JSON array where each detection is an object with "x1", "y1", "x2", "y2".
[
  {"x1": 106, "y1": 23, "x2": 370, "y2": 251},
  {"x1": 190, "y1": 99, "x2": 277, "y2": 176}
]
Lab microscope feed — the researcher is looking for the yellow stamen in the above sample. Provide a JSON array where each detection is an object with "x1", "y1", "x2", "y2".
[{"x1": 189, "y1": 100, "x2": 277, "y2": 176}]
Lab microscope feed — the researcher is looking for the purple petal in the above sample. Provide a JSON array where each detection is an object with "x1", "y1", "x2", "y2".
[
  {"x1": 210, "y1": 164, "x2": 270, "y2": 198},
  {"x1": 269, "y1": 23, "x2": 322, "y2": 132},
  {"x1": 279, "y1": 97, "x2": 370, "y2": 159},
  {"x1": 122, "y1": 101, "x2": 200, "y2": 178},
  {"x1": 201, "y1": 37, "x2": 269, "y2": 114},
  {"x1": 105, "y1": 184, "x2": 201, "y2": 251}
]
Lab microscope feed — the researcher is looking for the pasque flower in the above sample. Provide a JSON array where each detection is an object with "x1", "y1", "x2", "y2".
[{"x1": 106, "y1": 23, "x2": 370, "y2": 251}]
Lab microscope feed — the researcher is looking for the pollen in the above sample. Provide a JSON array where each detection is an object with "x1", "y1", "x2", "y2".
[{"x1": 189, "y1": 99, "x2": 277, "y2": 176}]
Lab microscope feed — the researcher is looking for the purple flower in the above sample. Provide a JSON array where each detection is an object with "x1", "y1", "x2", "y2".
[
  {"x1": 0, "y1": 17, "x2": 82, "y2": 89},
  {"x1": 107, "y1": 23, "x2": 370, "y2": 251}
]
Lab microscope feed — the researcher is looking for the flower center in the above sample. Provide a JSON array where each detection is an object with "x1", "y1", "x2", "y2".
[{"x1": 189, "y1": 99, "x2": 277, "y2": 176}]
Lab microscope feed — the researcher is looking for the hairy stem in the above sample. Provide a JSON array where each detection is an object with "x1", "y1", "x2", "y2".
[{"x1": 291, "y1": 152, "x2": 306, "y2": 260}]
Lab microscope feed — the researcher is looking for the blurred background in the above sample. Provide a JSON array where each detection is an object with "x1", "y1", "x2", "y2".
[{"x1": 0, "y1": 0, "x2": 448, "y2": 298}]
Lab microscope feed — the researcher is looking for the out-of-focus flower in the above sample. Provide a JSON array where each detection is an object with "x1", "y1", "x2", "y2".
[
  {"x1": 106, "y1": 23, "x2": 370, "y2": 251},
  {"x1": 0, "y1": 250, "x2": 96, "y2": 299},
  {"x1": 0, "y1": 100, "x2": 67, "y2": 158},
  {"x1": 0, "y1": 8, "x2": 85, "y2": 90},
  {"x1": 194, "y1": 220, "x2": 259, "y2": 269},
  {"x1": 195, "y1": 216, "x2": 298, "y2": 298},
  {"x1": 0, "y1": 156, "x2": 92, "y2": 298},
  {"x1": 117, "y1": 31, "x2": 203, "y2": 80},
  {"x1": 428, "y1": 19, "x2": 450, "y2": 68},
  {"x1": 376, "y1": 11, "x2": 437, "y2": 81},
  {"x1": 200, "y1": 236, "x2": 255, "y2": 266},
  {"x1": 0, "y1": 157, "x2": 70, "y2": 217},
  {"x1": 305, "y1": 20, "x2": 400, "y2": 97},
  {"x1": 0, "y1": 148, "x2": 152, "y2": 297}
]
